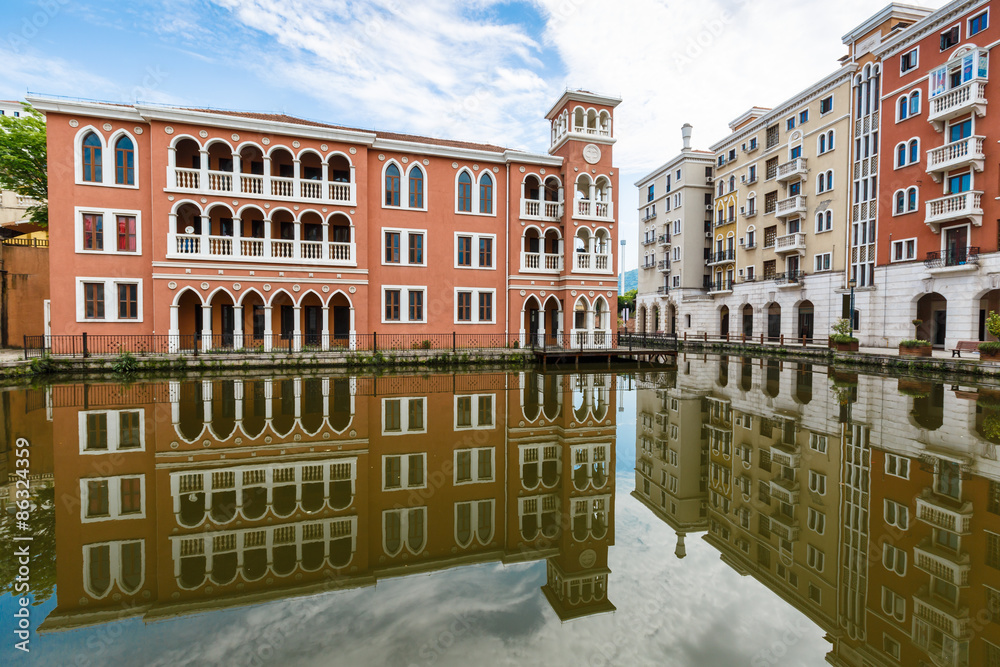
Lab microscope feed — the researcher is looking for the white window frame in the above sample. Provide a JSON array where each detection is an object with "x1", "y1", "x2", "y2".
[
  {"x1": 454, "y1": 499, "x2": 494, "y2": 546},
  {"x1": 672, "y1": 219, "x2": 681, "y2": 235},
  {"x1": 454, "y1": 168, "x2": 498, "y2": 218},
  {"x1": 882, "y1": 586, "x2": 906, "y2": 622},
  {"x1": 808, "y1": 470, "x2": 826, "y2": 495},
  {"x1": 453, "y1": 288, "x2": 497, "y2": 325},
  {"x1": 883, "y1": 634, "x2": 901, "y2": 660},
  {"x1": 74, "y1": 207, "x2": 143, "y2": 255},
  {"x1": 891, "y1": 237, "x2": 917, "y2": 262},
  {"x1": 453, "y1": 232, "x2": 497, "y2": 270},
  {"x1": 453, "y1": 447, "x2": 495, "y2": 484},
  {"x1": 806, "y1": 544, "x2": 825, "y2": 572},
  {"x1": 382, "y1": 506, "x2": 427, "y2": 555},
  {"x1": 80, "y1": 475, "x2": 146, "y2": 522},
  {"x1": 380, "y1": 227, "x2": 427, "y2": 267},
  {"x1": 885, "y1": 453, "x2": 910, "y2": 479},
  {"x1": 380, "y1": 397, "x2": 427, "y2": 436},
  {"x1": 78, "y1": 409, "x2": 146, "y2": 454},
  {"x1": 807, "y1": 507, "x2": 826, "y2": 535},
  {"x1": 884, "y1": 498, "x2": 909, "y2": 530},
  {"x1": 900, "y1": 47, "x2": 919, "y2": 75},
  {"x1": 83, "y1": 539, "x2": 146, "y2": 599},
  {"x1": 814, "y1": 252, "x2": 832, "y2": 273},
  {"x1": 883, "y1": 543, "x2": 907, "y2": 576},
  {"x1": 381, "y1": 453, "x2": 427, "y2": 490},
  {"x1": 809, "y1": 433, "x2": 828, "y2": 453},
  {"x1": 968, "y1": 9, "x2": 989, "y2": 37},
  {"x1": 819, "y1": 95, "x2": 834, "y2": 116},
  {"x1": 673, "y1": 192, "x2": 681, "y2": 208},
  {"x1": 75, "y1": 277, "x2": 144, "y2": 323},
  {"x1": 672, "y1": 246, "x2": 681, "y2": 261},
  {"x1": 454, "y1": 393, "x2": 496, "y2": 430},
  {"x1": 381, "y1": 286, "x2": 427, "y2": 324},
  {"x1": 74, "y1": 126, "x2": 142, "y2": 189}
]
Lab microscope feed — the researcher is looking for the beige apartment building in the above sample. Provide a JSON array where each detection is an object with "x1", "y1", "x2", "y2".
[{"x1": 635, "y1": 126, "x2": 714, "y2": 334}]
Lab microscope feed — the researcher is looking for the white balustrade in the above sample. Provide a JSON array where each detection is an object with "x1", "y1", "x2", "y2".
[
  {"x1": 207, "y1": 170, "x2": 233, "y2": 192},
  {"x1": 300, "y1": 180, "x2": 323, "y2": 199},
  {"x1": 521, "y1": 252, "x2": 563, "y2": 272},
  {"x1": 271, "y1": 176, "x2": 294, "y2": 198},
  {"x1": 328, "y1": 182, "x2": 352, "y2": 202},
  {"x1": 175, "y1": 168, "x2": 200, "y2": 189},
  {"x1": 271, "y1": 239, "x2": 294, "y2": 259},
  {"x1": 207, "y1": 235, "x2": 233, "y2": 257},
  {"x1": 240, "y1": 174, "x2": 264, "y2": 195},
  {"x1": 329, "y1": 242, "x2": 352, "y2": 262},
  {"x1": 241, "y1": 238, "x2": 265, "y2": 257},
  {"x1": 175, "y1": 234, "x2": 200, "y2": 255},
  {"x1": 301, "y1": 240, "x2": 323, "y2": 260}
]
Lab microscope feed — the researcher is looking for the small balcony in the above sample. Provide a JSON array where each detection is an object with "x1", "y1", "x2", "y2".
[
  {"x1": 769, "y1": 477, "x2": 799, "y2": 504},
  {"x1": 658, "y1": 233, "x2": 671, "y2": 246},
  {"x1": 657, "y1": 259, "x2": 671, "y2": 273},
  {"x1": 775, "y1": 195, "x2": 807, "y2": 219},
  {"x1": 774, "y1": 232, "x2": 807, "y2": 255},
  {"x1": 168, "y1": 234, "x2": 356, "y2": 266},
  {"x1": 574, "y1": 252, "x2": 612, "y2": 273},
  {"x1": 707, "y1": 249, "x2": 736, "y2": 266},
  {"x1": 774, "y1": 270, "x2": 805, "y2": 287},
  {"x1": 642, "y1": 259, "x2": 656, "y2": 270},
  {"x1": 912, "y1": 591, "x2": 971, "y2": 640},
  {"x1": 641, "y1": 211, "x2": 657, "y2": 223},
  {"x1": 522, "y1": 198, "x2": 562, "y2": 221},
  {"x1": 171, "y1": 168, "x2": 357, "y2": 206},
  {"x1": 742, "y1": 206, "x2": 757, "y2": 219},
  {"x1": 768, "y1": 511, "x2": 800, "y2": 541},
  {"x1": 656, "y1": 286, "x2": 668, "y2": 295},
  {"x1": 642, "y1": 235, "x2": 657, "y2": 246},
  {"x1": 913, "y1": 539, "x2": 970, "y2": 586},
  {"x1": 926, "y1": 136, "x2": 985, "y2": 182},
  {"x1": 928, "y1": 80, "x2": 988, "y2": 128},
  {"x1": 770, "y1": 443, "x2": 800, "y2": 468},
  {"x1": 924, "y1": 246, "x2": 979, "y2": 273},
  {"x1": 575, "y1": 199, "x2": 613, "y2": 221},
  {"x1": 925, "y1": 191, "x2": 983, "y2": 230},
  {"x1": 707, "y1": 278, "x2": 733, "y2": 294},
  {"x1": 521, "y1": 252, "x2": 564, "y2": 273},
  {"x1": 915, "y1": 490, "x2": 973, "y2": 534},
  {"x1": 776, "y1": 158, "x2": 808, "y2": 183}
]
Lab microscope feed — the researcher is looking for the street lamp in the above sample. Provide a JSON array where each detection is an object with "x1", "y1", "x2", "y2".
[
  {"x1": 848, "y1": 277, "x2": 857, "y2": 337},
  {"x1": 619, "y1": 239, "x2": 628, "y2": 324}
]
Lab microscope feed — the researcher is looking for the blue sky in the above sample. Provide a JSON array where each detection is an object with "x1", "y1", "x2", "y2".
[{"x1": 2, "y1": 0, "x2": 947, "y2": 270}]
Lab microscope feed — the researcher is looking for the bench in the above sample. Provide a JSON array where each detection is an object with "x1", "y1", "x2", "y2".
[{"x1": 952, "y1": 341, "x2": 980, "y2": 357}]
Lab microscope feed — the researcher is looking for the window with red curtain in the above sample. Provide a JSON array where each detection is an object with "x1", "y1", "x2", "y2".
[
  {"x1": 117, "y1": 215, "x2": 136, "y2": 251},
  {"x1": 83, "y1": 214, "x2": 103, "y2": 250}
]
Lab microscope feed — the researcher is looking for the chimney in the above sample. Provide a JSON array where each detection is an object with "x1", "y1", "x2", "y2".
[{"x1": 681, "y1": 124, "x2": 693, "y2": 152}]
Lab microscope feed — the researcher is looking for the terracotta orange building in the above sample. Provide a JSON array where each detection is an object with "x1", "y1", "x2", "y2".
[{"x1": 26, "y1": 91, "x2": 621, "y2": 351}]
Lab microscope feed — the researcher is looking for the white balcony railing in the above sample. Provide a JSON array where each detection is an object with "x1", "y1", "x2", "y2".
[
  {"x1": 916, "y1": 491, "x2": 973, "y2": 534},
  {"x1": 574, "y1": 252, "x2": 612, "y2": 273},
  {"x1": 913, "y1": 540, "x2": 971, "y2": 586},
  {"x1": 775, "y1": 195, "x2": 807, "y2": 218},
  {"x1": 775, "y1": 232, "x2": 807, "y2": 254},
  {"x1": 929, "y1": 80, "x2": 988, "y2": 125},
  {"x1": 926, "y1": 136, "x2": 985, "y2": 179},
  {"x1": 521, "y1": 199, "x2": 562, "y2": 220},
  {"x1": 925, "y1": 191, "x2": 983, "y2": 229},
  {"x1": 575, "y1": 199, "x2": 613, "y2": 220},
  {"x1": 171, "y1": 167, "x2": 357, "y2": 205},
  {"x1": 170, "y1": 234, "x2": 356, "y2": 266},
  {"x1": 776, "y1": 158, "x2": 808, "y2": 182},
  {"x1": 521, "y1": 252, "x2": 563, "y2": 272}
]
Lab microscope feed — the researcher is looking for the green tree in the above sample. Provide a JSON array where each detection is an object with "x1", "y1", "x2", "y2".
[
  {"x1": 618, "y1": 288, "x2": 637, "y2": 314},
  {"x1": 0, "y1": 104, "x2": 47, "y2": 228}
]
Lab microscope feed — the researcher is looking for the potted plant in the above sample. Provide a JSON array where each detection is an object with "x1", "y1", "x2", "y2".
[
  {"x1": 980, "y1": 312, "x2": 1000, "y2": 362},
  {"x1": 899, "y1": 319, "x2": 931, "y2": 356},
  {"x1": 829, "y1": 318, "x2": 859, "y2": 352}
]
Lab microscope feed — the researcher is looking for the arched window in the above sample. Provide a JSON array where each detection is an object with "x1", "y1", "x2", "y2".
[
  {"x1": 479, "y1": 173, "x2": 493, "y2": 214},
  {"x1": 908, "y1": 139, "x2": 919, "y2": 165},
  {"x1": 728, "y1": 175, "x2": 735, "y2": 192},
  {"x1": 825, "y1": 211, "x2": 832, "y2": 229},
  {"x1": 818, "y1": 173, "x2": 825, "y2": 192},
  {"x1": 819, "y1": 134, "x2": 826, "y2": 154},
  {"x1": 826, "y1": 170, "x2": 833, "y2": 190},
  {"x1": 384, "y1": 164, "x2": 400, "y2": 206},
  {"x1": 898, "y1": 96, "x2": 908, "y2": 120},
  {"x1": 408, "y1": 166, "x2": 423, "y2": 208},
  {"x1": 717, "y1": 181, "x2": 723, "y2": 197},
  {"x1": 826, "y1": 130, "x2": 834, "y2": 150},
  {"x1": 909, "y1": 91, "x2": 920, "y2": 116},
  {"x1": 83, "y1": 132, "x2": 102, "y2": 182},
  {"x1": 114, "y1": 136, "x2": 135, "y2": 185},
  {"x1": 897, "y1": 143, "x2": 907, "y2": 167},
  {"x1": 594, "y1": 300, "x2": 604, "y2": 329},
  {"x1": 907, "y1": 187, "x2": 918, "y2": 212},
  {"x1": 895, "y1": 190, "x2": 905, "y2": 214},
  {"x1": 457, "y1": 172, "x2": 472, "y2": 212}
]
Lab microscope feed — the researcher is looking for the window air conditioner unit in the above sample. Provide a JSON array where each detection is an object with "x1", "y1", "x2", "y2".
[
  {"x1": 705, "y1": 205, "x2": 712, "y2": 211},
  {"x1": 706, "y1": 176, "x2": 713, "y2": 184},
  {"x1": 705, "y1": 232, "x2": 712, "y2": 238}
]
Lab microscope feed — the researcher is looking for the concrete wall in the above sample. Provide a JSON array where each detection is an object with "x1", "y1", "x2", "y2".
[{"x1": 1, "y1": 239, "x2": 49, "y2": 347}]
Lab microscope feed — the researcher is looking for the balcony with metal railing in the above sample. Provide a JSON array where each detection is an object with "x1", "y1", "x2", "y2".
[
  {"x1": 913, "y1": 539, "x2": 971, "y2": 586},
  {"x1": 642, "y1": 234, "x2": 657, "y2": 246},
  {"x1": 774, "y1": 232, "x2": 807, "y2": 255},
  {"x1": 926, "y1": 136, "x2": 985, "y2": 181},
  {"x1": 742, "y1": 205, "x2": 757, "y2": 219},
  {"x1": 707, "y1": 249, "x2": 736, "y2": 266},
  {"x1": 925, "y1": 192, "x2": 983, "y2": 230},
  {"x1": 776, "y1": 158, "x2": 808, "y2": 183},
  {"x1": 707, "y1": 277, "x2": 733, "y2": 294},
  {"x1": 657, "y1": 259, "x2": 671, "y2": 273},
  {"x1": 774, "y1": 270, "x2": 805, "y2": 287},
  {"x1": 656, "y1": 286, "x2": 668, "y2": 295},
  {"x1": 775, "y1": 195, "x2": 807, "y2": 219},
  {"x1": 924, "y1": 246, "x2": 979, "y2": 273},
  {"x1": 768, "y1": 511, "x2": 800, "y2": 541},
  {"x1": 642, "y1": 258, "x2": 656, "y2": 270},
  {"x1": 769, "y1": 477, "x2": 799, "y2": 504},
  {"x1": 658, "y1": 232, "x2": 671, "y2": 246},
  {"x1": 641, "y1": 211, "x2": 657, "y2": 223},
  {"x1": 928, "y1": 79, "x2": 988, "y2": 127}
]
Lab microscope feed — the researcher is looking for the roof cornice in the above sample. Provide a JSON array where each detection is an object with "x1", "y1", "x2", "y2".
[
  {"x1": 874, "y1": 0, "x2": 990, "y2": 58},
  {"x1": 545, "y1": 90, "x2": 622, "y2": 119},
  {"x1": 634, "y1": 151, "x2": 714, "y2": 187},
  {"x1": 25, "y1": 95, "x2": 144, "y2": 122},
  {"x1": 841, "y1": 3, "x2": 932, "y2": 44}
]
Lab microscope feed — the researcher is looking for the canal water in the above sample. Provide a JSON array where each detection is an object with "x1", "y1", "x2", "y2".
[{"x1": 1, "y1": 356, "x2": 997, "y2": 666}]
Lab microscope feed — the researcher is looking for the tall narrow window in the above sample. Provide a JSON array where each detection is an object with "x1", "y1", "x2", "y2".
[
  {"x1": 479, "y1": 292, "x2": 492, "y2": 322},
  {"x1": 408, "y1": 166, "x2": 423, "y2": 208},
  {"x1": 409, "y1": 291, "x2": 423, "y2": 321},
  {"x1": 478, "y1": 237, "x2": 493, "y2": 267},
  {"x1": 83, "y1": 214, "x2": 104, "y2": 250},
  {"x1": 116, "y1": 215, "x2": 136, "y2": 252},
  {"x1": 408, "y1": 233, "x2": 423, "y2": 264},
  {"x1": 385, "y1": 290, "x2": 400, "y2": 321},
  {"x1": 384, "y1": 231, "x2": 400, "y2": 263},
  {"x1": 115, "y1": 136, "x2": 135, "y2": 185},
  {"x1": 118, "y1": 284, "x2": 138, "y2": 319},
  {"x1": 457, "y1": 236, "x2": 472, "y2": 266},
  {"x1": 457, "y1": 292, "x2": 472, "y2": 322},
  {"x1": 120, "y1": 478, "x2": 142, "y2": 514},
  {"x1": 83, "y1": 132, "x2": 102, "y2": 182},
  {"x1": 479, "y1": 173, "x2": 493, "y2": 214},
  {"x1": 457, "y1": 172, "x2": 472, "y2": 212},
  {"x1": 385, "y1": 164, "x2": 400, "y2": 206},
  {"x1": 84, "y1": 283, "x2": 105, "y2": 319}
]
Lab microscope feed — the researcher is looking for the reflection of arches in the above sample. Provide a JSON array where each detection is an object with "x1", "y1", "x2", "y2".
[
  {"x1": 763, "y1": 359, "x2": 780, "y2": 398},
  {"x1": 740, "y1": 357, "x2": 753, "y2": 392},
  {"x1": 911, "y1": 383, "x2": 944, "y2": 431},
  {"x1": 794, "y1": 363, "x2": 813, "y2": 404}
]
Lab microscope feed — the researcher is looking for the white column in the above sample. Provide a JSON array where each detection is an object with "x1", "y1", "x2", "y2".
[
  {"x1": 321, "y1": 222, "x2": 329, "y2": 261},
  {"x1": 264, "y1": 217, "x2": 272, "y2": 260},
  {"x1": 293, "y1": 219, "x2": 301, "y2": 261},
  {"x1": 321, "y1": 305, "x2": 330, "y2": 351},
  {"x1": 349, "y1": 165, "x2": 357, "y2": 203},
  {"x1": 232, "y1": 216, "x2": 242, "y2": 259},
  {"x1": 321, "y1": 162, "x2": 329, "y2": 202},
  {"x1": 169, "y1": 304, "x2": 180, "y2": 353},
  {"x1": 263, "y1": 155, "x2": 272, "y2": 197},
  {"x1": 234, "y1": 380, "x2": 244, "y2": 421},
  {"x1": 293, "y1": 158, "x2": 301, "y2": 199},
  {"x1": 167, "y1": 146, "x2": 177, "y2": 188},
  {"x1": 349, "y1": 307, "x2": 357, "y2": 350},
  {"x1": 263, "y1": 305, "x2": 273, "y2": 352},
  {"x1": 201, "y1": 304, "x2": 212, "y2": 351},
  {"x1": 293, "y1": 304, "x2": 302, "y2": 352},
  {"x1": 234, "y1": 305, "x2": 244, "y2": 350},
  {"x1": 199, "y1": 149, "x2": 209, "y2": 192},
  {"x1": 558, "y1": 186, "x2": 565, "y2": 217},
  {"x1": 231, "y1": 151, "x2": 240, "y2": 194}
]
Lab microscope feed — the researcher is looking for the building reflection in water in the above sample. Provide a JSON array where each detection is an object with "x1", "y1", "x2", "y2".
[
  {"x1": 7, "y1": 371, "x2": 617, "y2": 631},
  {"x1": 634, "y1": 354, "x2": 1000, "y2": 667}
]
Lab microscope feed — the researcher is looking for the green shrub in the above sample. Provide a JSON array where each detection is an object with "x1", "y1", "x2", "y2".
[
  {"x1": 831, "y1": 318, "x2": 853, "y2": 337},
  {"x1": 29, "y1": 354, "x2": 56, "y2": 375},
  {"x1": 112, "y1": 351, "x2": 139, "y2": 375},
  {"x1": 979, "y1": 341, "x2": 1000, "y2": 353},
  {"x1": 987, "y1": 311, "x2": 1000, "y2": 339},
  {"x1": 899, "y1": 339, "x2": 930, "y2": 348},
  {"x1": 830, "y1": 334, "x2": 858, "y2": 344}
]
